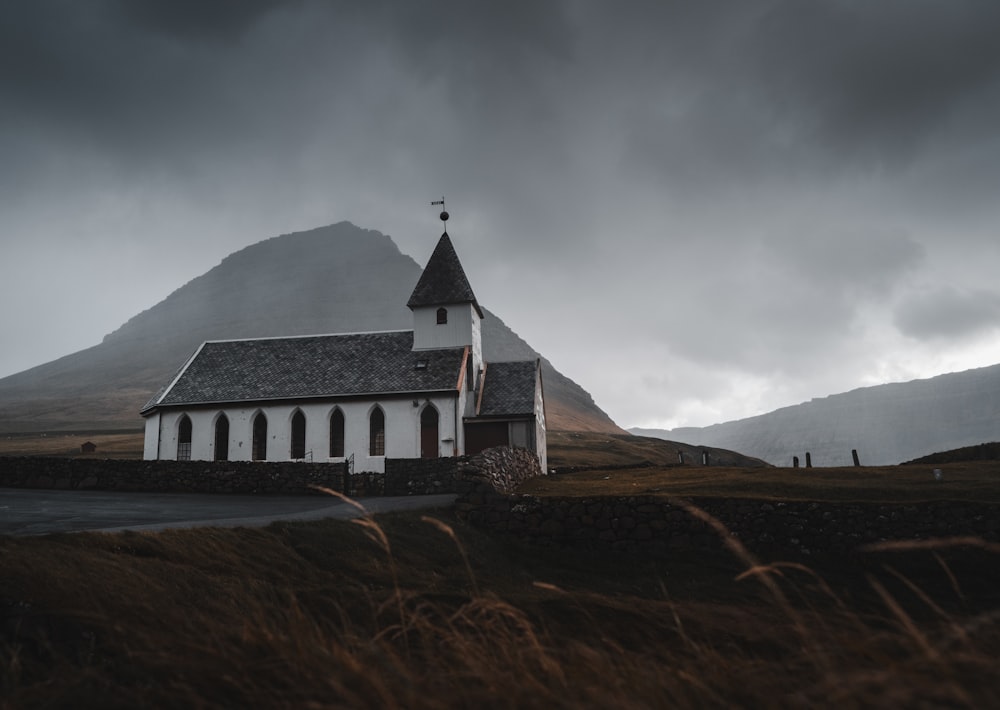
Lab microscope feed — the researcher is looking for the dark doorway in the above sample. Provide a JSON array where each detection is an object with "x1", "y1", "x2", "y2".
[
  {"x1": 420, "y1": 406, "x2": 439, "y2": 458},
  {"x1": 214, "y1": 415, "x2": 229, "y2": 461},
  {"x1": 465, "y1": 421, "x2": 509, "y2": 456}
]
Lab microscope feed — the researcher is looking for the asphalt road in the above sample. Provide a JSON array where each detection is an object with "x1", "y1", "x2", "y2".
[{"x1": 0, "y1": 488, "x2": 458, "y2": 536}]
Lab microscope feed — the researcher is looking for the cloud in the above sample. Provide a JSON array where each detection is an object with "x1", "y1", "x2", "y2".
[
  {"x1": 2, "y1": 0, "x2": 1000, "y2": 432},
  {"x1": 894, "y1": 286, "x2": 1000, "y2": 341}
]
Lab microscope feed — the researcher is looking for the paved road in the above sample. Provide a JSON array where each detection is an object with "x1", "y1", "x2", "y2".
[{"x1": 0, "y1": 488, "x2": 458, "y2": 536}]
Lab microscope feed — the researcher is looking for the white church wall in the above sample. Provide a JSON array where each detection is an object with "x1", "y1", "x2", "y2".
[
  {"x1": 534, "y1": 371, "x2": 548, "y2": 473},
  {"x1": 411, "y1": 303, "x2": 481, "y2": 357},
  {"x1": 143, "y1": 412, "x2": 161, "y2": 459},
  {"x1": 145, "y1": 392, "x2": 462, "y2": 470}
]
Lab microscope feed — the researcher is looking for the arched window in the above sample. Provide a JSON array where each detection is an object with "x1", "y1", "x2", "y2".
[
  {"x1": 436, "y1": 307, "x2": 448, "y2": 324},
  {"x1": 252, "y1": 412, "x2": 268, "y2": 461},
  {"x1": 329, "y1": 408, "x2": 345, "y2": 458},
  {"x1": 290, "y1": 410, "x2": 306, "y2": 459},
  {"x1": 420, "y1": 405, "x2": 439, "y2": 459},
  {"x1": 177, "y1": 415, "x2": 192, "y2": 461},
  {"x1": 214, "y1": 414, "x2": 229, "y2": 461},
  {"x1": 369, "y1": 406, "x2": 385, "y2": 457}
]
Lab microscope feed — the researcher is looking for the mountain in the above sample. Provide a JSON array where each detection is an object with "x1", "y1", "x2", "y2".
[
  {"x1": 0, "y1": 222, "x2": 621, "y2": 434},
  {"x1": 632, "y1": 364, "x2": 1000, "y2": 466}
]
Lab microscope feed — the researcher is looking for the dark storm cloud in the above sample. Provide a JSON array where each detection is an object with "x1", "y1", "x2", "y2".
[
  {"x1": 894, "y1": 286, "x2": 1000, "y2": 341},
  {"x1": 115, "y1": 0, "x2": 287, "y2": 39},
  {"x1": 3, "y1": 0, "x2": 1000, "y2": 427},
  {"x1": 607, "y1": 1, "x2": 1000, "y2": 194}
]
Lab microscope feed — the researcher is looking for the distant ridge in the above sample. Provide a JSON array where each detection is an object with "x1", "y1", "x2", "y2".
[
  {"x1": 632, "y1": 364, "x2": 1000, "y2": 466},
  {"x1": 0, "y1": 222, "x2": 621, "y2": 434}
]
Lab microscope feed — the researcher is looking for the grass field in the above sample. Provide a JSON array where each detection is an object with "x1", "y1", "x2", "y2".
[
  {"x1": 520, "y1": 461, "x2": 1000, "y2": 503},
  {"x1": 3, "y1": 433, "x2": 1000, "y2": 706},
  {"x1": 0, "y1": 431, "x2": 144, "y2": 459},
  {"x1": 2, "y1": 502, "x2": 999, "y2": 707}
]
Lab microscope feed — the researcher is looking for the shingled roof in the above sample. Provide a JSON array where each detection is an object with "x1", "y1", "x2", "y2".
[
  {"x1": 477, "y1": 360, "x2": 540, "y2": 418},
  {"x1": 142, "y1": 331, "x2": 466, "y2": 413},
  {"x1": 406, "y1": 233, "x2": 484, "y2": 317}
]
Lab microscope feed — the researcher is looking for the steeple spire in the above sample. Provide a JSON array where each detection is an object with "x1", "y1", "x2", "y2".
[
  {"x1": 406, "y1": 232, "x2": 483, "y2": 318},
  {"x1": 430, "y1": 197, "x2": 449, "y2": 233}
]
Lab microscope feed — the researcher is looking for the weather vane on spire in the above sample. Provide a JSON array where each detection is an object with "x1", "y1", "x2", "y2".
[{"x1": 430, "y1": 197, "x2": 449, "y2": 232}]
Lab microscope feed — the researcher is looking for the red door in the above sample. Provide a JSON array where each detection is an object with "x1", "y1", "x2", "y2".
[{"x1": 420, "y1": 407, "x2": 439, "y2": 458}]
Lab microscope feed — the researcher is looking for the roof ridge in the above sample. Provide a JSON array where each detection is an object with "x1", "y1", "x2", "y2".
[{"x1": 200, "y1": 329, "x2": 413, "y2": 345}]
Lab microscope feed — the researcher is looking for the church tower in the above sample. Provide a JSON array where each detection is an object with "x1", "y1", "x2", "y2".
[{"x1": 406, "y1": 211, "x2": 484, "y2": 390}]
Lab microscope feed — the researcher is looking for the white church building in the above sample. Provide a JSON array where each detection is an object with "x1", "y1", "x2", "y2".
[{"x1": 140, "y1": 225, "x2": 547, "y2": 472}]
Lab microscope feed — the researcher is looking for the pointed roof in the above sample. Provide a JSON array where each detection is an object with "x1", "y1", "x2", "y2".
[{"x1": 407, "y1": 232, "x2": 484, "y2": 318}]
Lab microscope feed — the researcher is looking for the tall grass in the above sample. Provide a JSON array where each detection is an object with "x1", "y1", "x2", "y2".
[{"x1": 2, "y1": 502, "x2": 999, "y2": 708}]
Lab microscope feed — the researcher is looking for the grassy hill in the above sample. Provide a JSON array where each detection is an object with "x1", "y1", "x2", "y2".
[{"x1": 634, "y1": 363, "x2": 1000, "y2": 465}]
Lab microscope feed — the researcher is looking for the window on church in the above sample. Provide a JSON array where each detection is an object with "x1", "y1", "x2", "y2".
[
  {"x1": 177, "y1": 415, "x2": 192, "y2": 461},
  {"x1": 329, "y1": 408, "x2": 345, "y2": 458},
  {"x1": 436, "y1": 307, "x2": 448, "y2": 324},
  {"x1": 252, "y1": 412, "x2": 268, "y2": 461},
  {"x1": 370, "y1": 406, "x2": 385, "y2": 456},
  {"x1": 214, "y1": 414, "x2": 229, "y2": 461},
  {"x1": 291, "y1": 410, "x2": 306, "y2": 459}
]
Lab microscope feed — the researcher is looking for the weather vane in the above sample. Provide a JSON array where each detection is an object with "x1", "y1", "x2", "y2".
[{"x1": 430, "y1": 197, "x2": 449, "y2": 232}]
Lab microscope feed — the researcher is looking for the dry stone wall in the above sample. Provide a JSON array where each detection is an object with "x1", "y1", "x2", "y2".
[
  {"x1": 0, "y1": 457, "x2": 346, "y2": 495},
  {"x1": 0, "y1": 446, "x2": 542, "y2": 498},
  {"x1": 455, "y1": 494, "x2": 1000, "y2": 556},
  {"x1": 383, "y1": 446, "x2": 542, "y2": 496}
]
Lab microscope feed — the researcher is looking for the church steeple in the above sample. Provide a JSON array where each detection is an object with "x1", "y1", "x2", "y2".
[
  {"x1": 406, "y1": 232, "x2": 484, "y2": 318},
  {"x1": 407, "y1": 211, "x2": 484, "y2": 394}
]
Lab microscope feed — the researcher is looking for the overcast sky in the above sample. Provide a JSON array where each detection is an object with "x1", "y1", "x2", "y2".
[{"x1": 3, "y1": 0, "x2": 1000, "y2": 430}]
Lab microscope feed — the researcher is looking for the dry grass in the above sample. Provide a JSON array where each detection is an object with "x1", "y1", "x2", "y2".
[
  {"x1": 547, "y1": 430, "x2": 768, "y2": 469},
  {"x1": 2, "y1": 504, "x2": 999, "y2": 708},
  {"x1": 518, "y1": 461, "x2": 1000, "y2": 503},
  {"x1": 0, "y1": 432, "x2": 144, "y2": 459}
]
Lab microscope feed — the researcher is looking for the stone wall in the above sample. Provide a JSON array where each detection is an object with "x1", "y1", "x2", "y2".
[
  {"x1": 383, "y1": 446, "x2": 542, "y2": 496},
  {"x1": 0, "y1": 446, "x2": 542, "y2": 497},
  {"x1": 455, "y1": 494, "x2": 1000, "y2": 556},
  {"x1": 0, "y1": 457, "x2": 347, "y2": 495}
]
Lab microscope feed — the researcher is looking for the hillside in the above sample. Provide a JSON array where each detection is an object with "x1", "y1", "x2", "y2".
[
  {"x1": 633, "y1": 364, "x2": 1000, "y2": 466},
  {"x1": 0, "y1": 222, "x2": 620, "y2": 434}
]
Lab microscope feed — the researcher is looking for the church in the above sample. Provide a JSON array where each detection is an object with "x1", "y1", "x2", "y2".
[{"x1": 140, "y1": 218, "x2": 546, "y2": 472}]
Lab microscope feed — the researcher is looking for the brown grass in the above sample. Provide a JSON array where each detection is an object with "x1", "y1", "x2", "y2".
[
  {"x1": 0, "y1": 432, "x2": 144, "y2": 459},
  {"x1": 2, "y1": 504, "x2": 999, "y2": 708},
  {"x1": 518, "y1": 461, "x2": 1000, "y2": 503}
]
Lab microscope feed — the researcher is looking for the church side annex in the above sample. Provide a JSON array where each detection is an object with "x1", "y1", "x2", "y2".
[{"x1": 140, "y1": 213, "x2": 546, "y2": 472}]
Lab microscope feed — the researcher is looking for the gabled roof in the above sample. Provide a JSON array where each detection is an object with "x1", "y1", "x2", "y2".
[
  {"x1": 477, "y1": 360, "x2": 540, "y2": 418},
  {"x1": 407, "y1": 232, "x2": 484, "y2": 317},
  {"x1": 141, "y1": 331, "x2": 466, "y2": 414}
]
